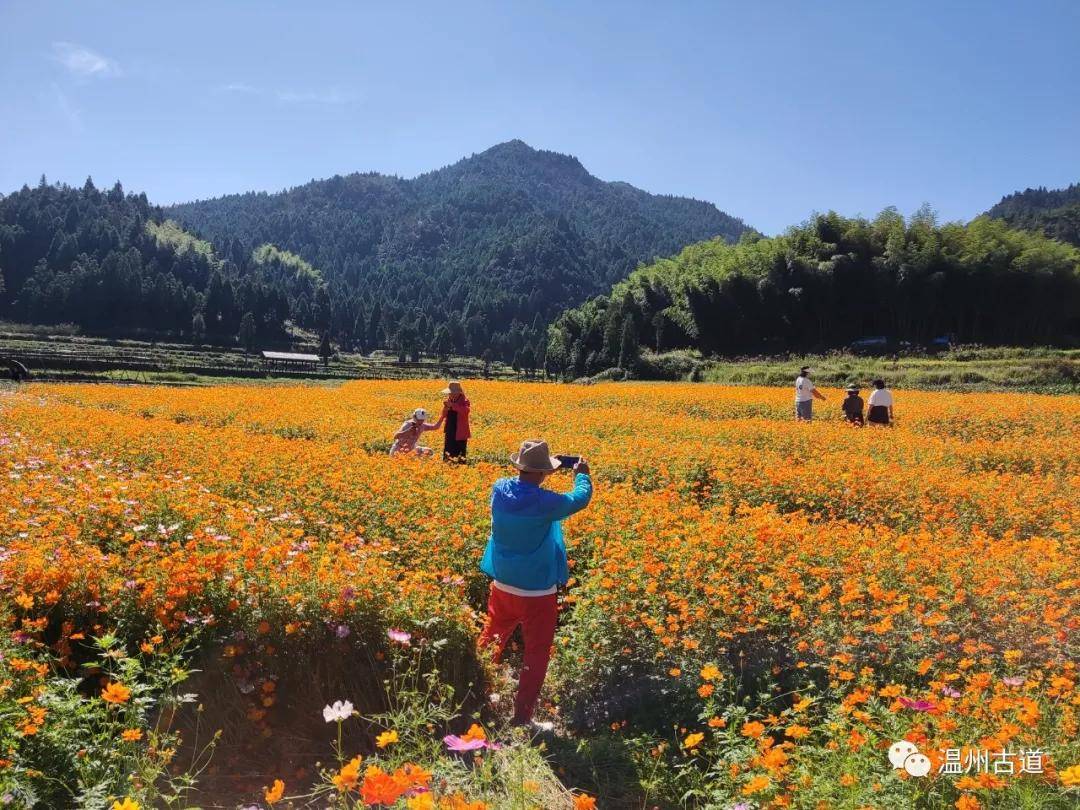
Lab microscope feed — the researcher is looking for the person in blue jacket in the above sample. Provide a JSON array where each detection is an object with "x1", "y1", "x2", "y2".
[{"x1": 478, "y1": 438, "x2": 593, "y2": 726}]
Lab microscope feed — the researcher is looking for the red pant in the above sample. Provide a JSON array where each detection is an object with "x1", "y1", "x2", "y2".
[{"x1": 477, "y1": 583, "x2": 558, "y2": 724}]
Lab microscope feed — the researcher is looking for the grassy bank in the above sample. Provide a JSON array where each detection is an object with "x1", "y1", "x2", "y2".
[{"x1": 694, "y1": 346, "x2": 1080, "y2": 393}]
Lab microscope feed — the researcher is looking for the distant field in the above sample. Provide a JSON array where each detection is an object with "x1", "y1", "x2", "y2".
[
  {"x1": 0, "y1": 327, "x2": 516, "y2": 385},
  {"x1": 2, "y1": 326, "x2": 1078, "y2": 393}
]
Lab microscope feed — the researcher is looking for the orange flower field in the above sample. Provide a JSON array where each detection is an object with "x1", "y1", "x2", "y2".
[{"x1": 1, "y1": 380, "x2": 1078, "y2": 809}]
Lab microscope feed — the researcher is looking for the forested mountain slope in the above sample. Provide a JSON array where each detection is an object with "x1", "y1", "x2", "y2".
[
  {"x1": 167, "y1": 140, "x2": 748, "y2": 359},
  {"x1": 987, "y1": 182, "x2": 1080, "y2": 247},
  {"x1": 547, "y1": 209, "x2": 1080, "y2": 377},
  {"x1": 0, "y1": 178, "x2": 288, "y2": 340}
]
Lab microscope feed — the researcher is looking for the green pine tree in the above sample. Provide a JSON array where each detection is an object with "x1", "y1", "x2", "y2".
[{"x1": 238, "y1": 312, "x2": 257, "y2": 353}]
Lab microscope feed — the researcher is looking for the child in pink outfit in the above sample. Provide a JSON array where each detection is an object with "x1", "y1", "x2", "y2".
[{"x1": 390, "y1": 408, "x2": 444, "y2": 456}]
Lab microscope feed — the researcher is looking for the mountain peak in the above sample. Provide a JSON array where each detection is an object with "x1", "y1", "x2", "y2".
[
  {"x1": 163, "y1": 141, "x2": 749, "y2": 356},
  {"x1": 484, "y1": 139, "x2": 534, "y2": 154},
  {"x1": 468, "y1": 140, "x2": 587, "y2": 175}
]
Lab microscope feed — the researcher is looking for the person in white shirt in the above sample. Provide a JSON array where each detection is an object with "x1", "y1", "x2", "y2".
[
  {"x1": 794, "y1": 366, "x2": 826, "y2": 420},
  {"x1": 867, "y1": 379, "x2": 894, "y2": 425}
]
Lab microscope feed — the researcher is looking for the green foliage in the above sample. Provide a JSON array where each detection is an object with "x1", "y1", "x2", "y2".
[
  {"x1": 251, "y1": 243, "x2": 322, "y2": 284},
  {"x1": 167, "y1": 140, "x2": 748, "y2": 362},
  {"x1": 190, "y1": 311, "x2": 205, "y2": 343},
  {"x1": 295, "y1": 632, "x2": 577, "y2": 809},
  {"x1": 238, "y1": 311, "x2": 257, "y2": 352},
  {"x1": 144, "y1": 220, "x2": 221, "y2": 267},
  {"x1": 4, "y1": 144, "x2": 746, "y2": 360},
  {"x1": 319, "y1": 331, "x2": 334, "y2": 365},
  {"x1": 0, "y1": 630, "x2": 215, "y2": 809},
  {"x1": 430, "y1": 324, "x2": 453, "y2": 361},
  {"x1": 548, "y1": 210, "x2": 1080, "y2": 377},
  {"x1": 987, "y1": 181, "x2": 1080, "y2": 247},
  {"x1": 0, "y1": 181, "x2": 289, "y2": 341}
]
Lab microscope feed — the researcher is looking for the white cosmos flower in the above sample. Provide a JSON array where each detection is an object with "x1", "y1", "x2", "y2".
[{"x1": 322, "y1": 699, "x2": 354, "y2": 723}]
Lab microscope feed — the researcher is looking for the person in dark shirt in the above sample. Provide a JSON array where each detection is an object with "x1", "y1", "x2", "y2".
[
  {"x1": 841, "y1": 385, "x2": 864, "y2": 426},
  {"x1": 441, "y1": 380, "x2": 471, "y2": 461}
]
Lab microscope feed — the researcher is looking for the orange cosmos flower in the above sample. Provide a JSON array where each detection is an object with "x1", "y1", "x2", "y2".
[
  {"x1": 461, "y1": 723, "x2": 486, "y2": 743},
  {"x1": 264, "y1": 779, "x2": 284, "y2": 804},
  {"x1": 101, "y1": 682, "x2": 131, "y2": 705},
  {"x1": 742, "y1": 721, "x2": 765, "y2": 739},
  {"x1": 742, "y1": 774, "x2": 771, "y2": 795},
  {"x1": 361, "y1": 765, "x2": 407, "y2": 806},
  {"x1": 683, "y1": 732, "x2": 705, "y2": 750},
  {"x1": 332, "y1": 756, "x2": 362, "y2": 791},
  {"x1": 700, "y1": 664, "x2": 721, "y2": 681},
  {"x1": 376, "y1": 729, "x2": 399, "y2": 748}
]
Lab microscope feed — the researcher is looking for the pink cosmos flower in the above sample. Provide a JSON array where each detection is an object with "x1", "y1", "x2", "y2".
[
  {"x1": 940, "y1": 686, "x2": 961, "y2": 698},
  {"x1": 1003, "y1": 676, "x2": 1024, "y2": 687},
  {"x1": 442, "y1": 735, "x2": 502, "y2": 752},
  {"x1": 899, "y1": 697, "x2": 937, "y2": 712},
  {"x1": 443, "y1": 734, "x2": 486, "y2": 752},
  {"x1": 387, "y1": 629, "x2": 412, "y2": 645}
]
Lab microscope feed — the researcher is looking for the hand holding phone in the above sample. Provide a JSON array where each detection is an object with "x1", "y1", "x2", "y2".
[{"x1": 555, "y1": 454, "x2": 580, "y2": 470}]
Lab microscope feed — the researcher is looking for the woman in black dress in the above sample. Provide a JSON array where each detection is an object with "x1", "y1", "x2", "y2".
[{"x1": 440, "y1": 380, "x2": 471, "y2": 461}]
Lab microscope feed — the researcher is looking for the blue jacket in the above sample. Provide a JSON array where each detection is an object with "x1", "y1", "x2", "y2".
[{"x1": 480, "y1": 473, "x2": 593, "y2": 591}]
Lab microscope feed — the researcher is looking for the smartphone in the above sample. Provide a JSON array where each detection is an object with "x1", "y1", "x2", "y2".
[{"x1": 555, "y1": 454, "x2": 580, "y2": 470}]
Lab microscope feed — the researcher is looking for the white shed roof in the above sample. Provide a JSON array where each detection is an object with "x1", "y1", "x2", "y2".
[{"x1": 261, "y1": 351, "x2": 320, "y2": 362}]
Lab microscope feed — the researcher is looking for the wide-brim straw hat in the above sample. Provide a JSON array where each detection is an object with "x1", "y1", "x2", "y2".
[
  {"x1": 510, "y1": 439, "x2": 561, "y2": 473},
  {"x1": 846, "y1": 385, "x2": 859, "y2": 392},
  {"x1": 441, "y1": 380, "x2": 464, "y2": 395}
]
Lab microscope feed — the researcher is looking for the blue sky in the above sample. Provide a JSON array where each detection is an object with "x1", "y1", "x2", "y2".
[{"x1": 1, "y1": 1, "x2": 1077, "y2": 234}]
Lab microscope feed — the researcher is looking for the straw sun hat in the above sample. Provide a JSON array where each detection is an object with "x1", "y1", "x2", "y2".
[
  {"x1": 441, "y1": 380, "x2": 464, "y2": 395},
  {"x1": 510, "y1": 439, "x2": 561, "y2": 473}
]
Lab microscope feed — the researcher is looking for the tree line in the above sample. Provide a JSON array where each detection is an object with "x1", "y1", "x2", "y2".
[
  {"x1": 0, "y1": 178, "x2": 289, "y2": 342},
  {"x1": 0, "y1": 179, "x2": 545, "y2": 364},
  {"x1": 986, "y1": 183, "x2": 1080, "y2": 248},
  {"x1": 546, "y1": 208, "x2": 1080, "y2": 378}
]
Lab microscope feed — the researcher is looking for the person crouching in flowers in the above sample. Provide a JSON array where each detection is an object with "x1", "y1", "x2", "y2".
[
  {"x1": 478, "y1": 439, "x2": 593, "y2": 726},
  {"x1": 389, "y1": 408, "x2": 443, "y2": 457},
  {"x1": 841, "y1": 385, "x2": 864, "y2": 426}
]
